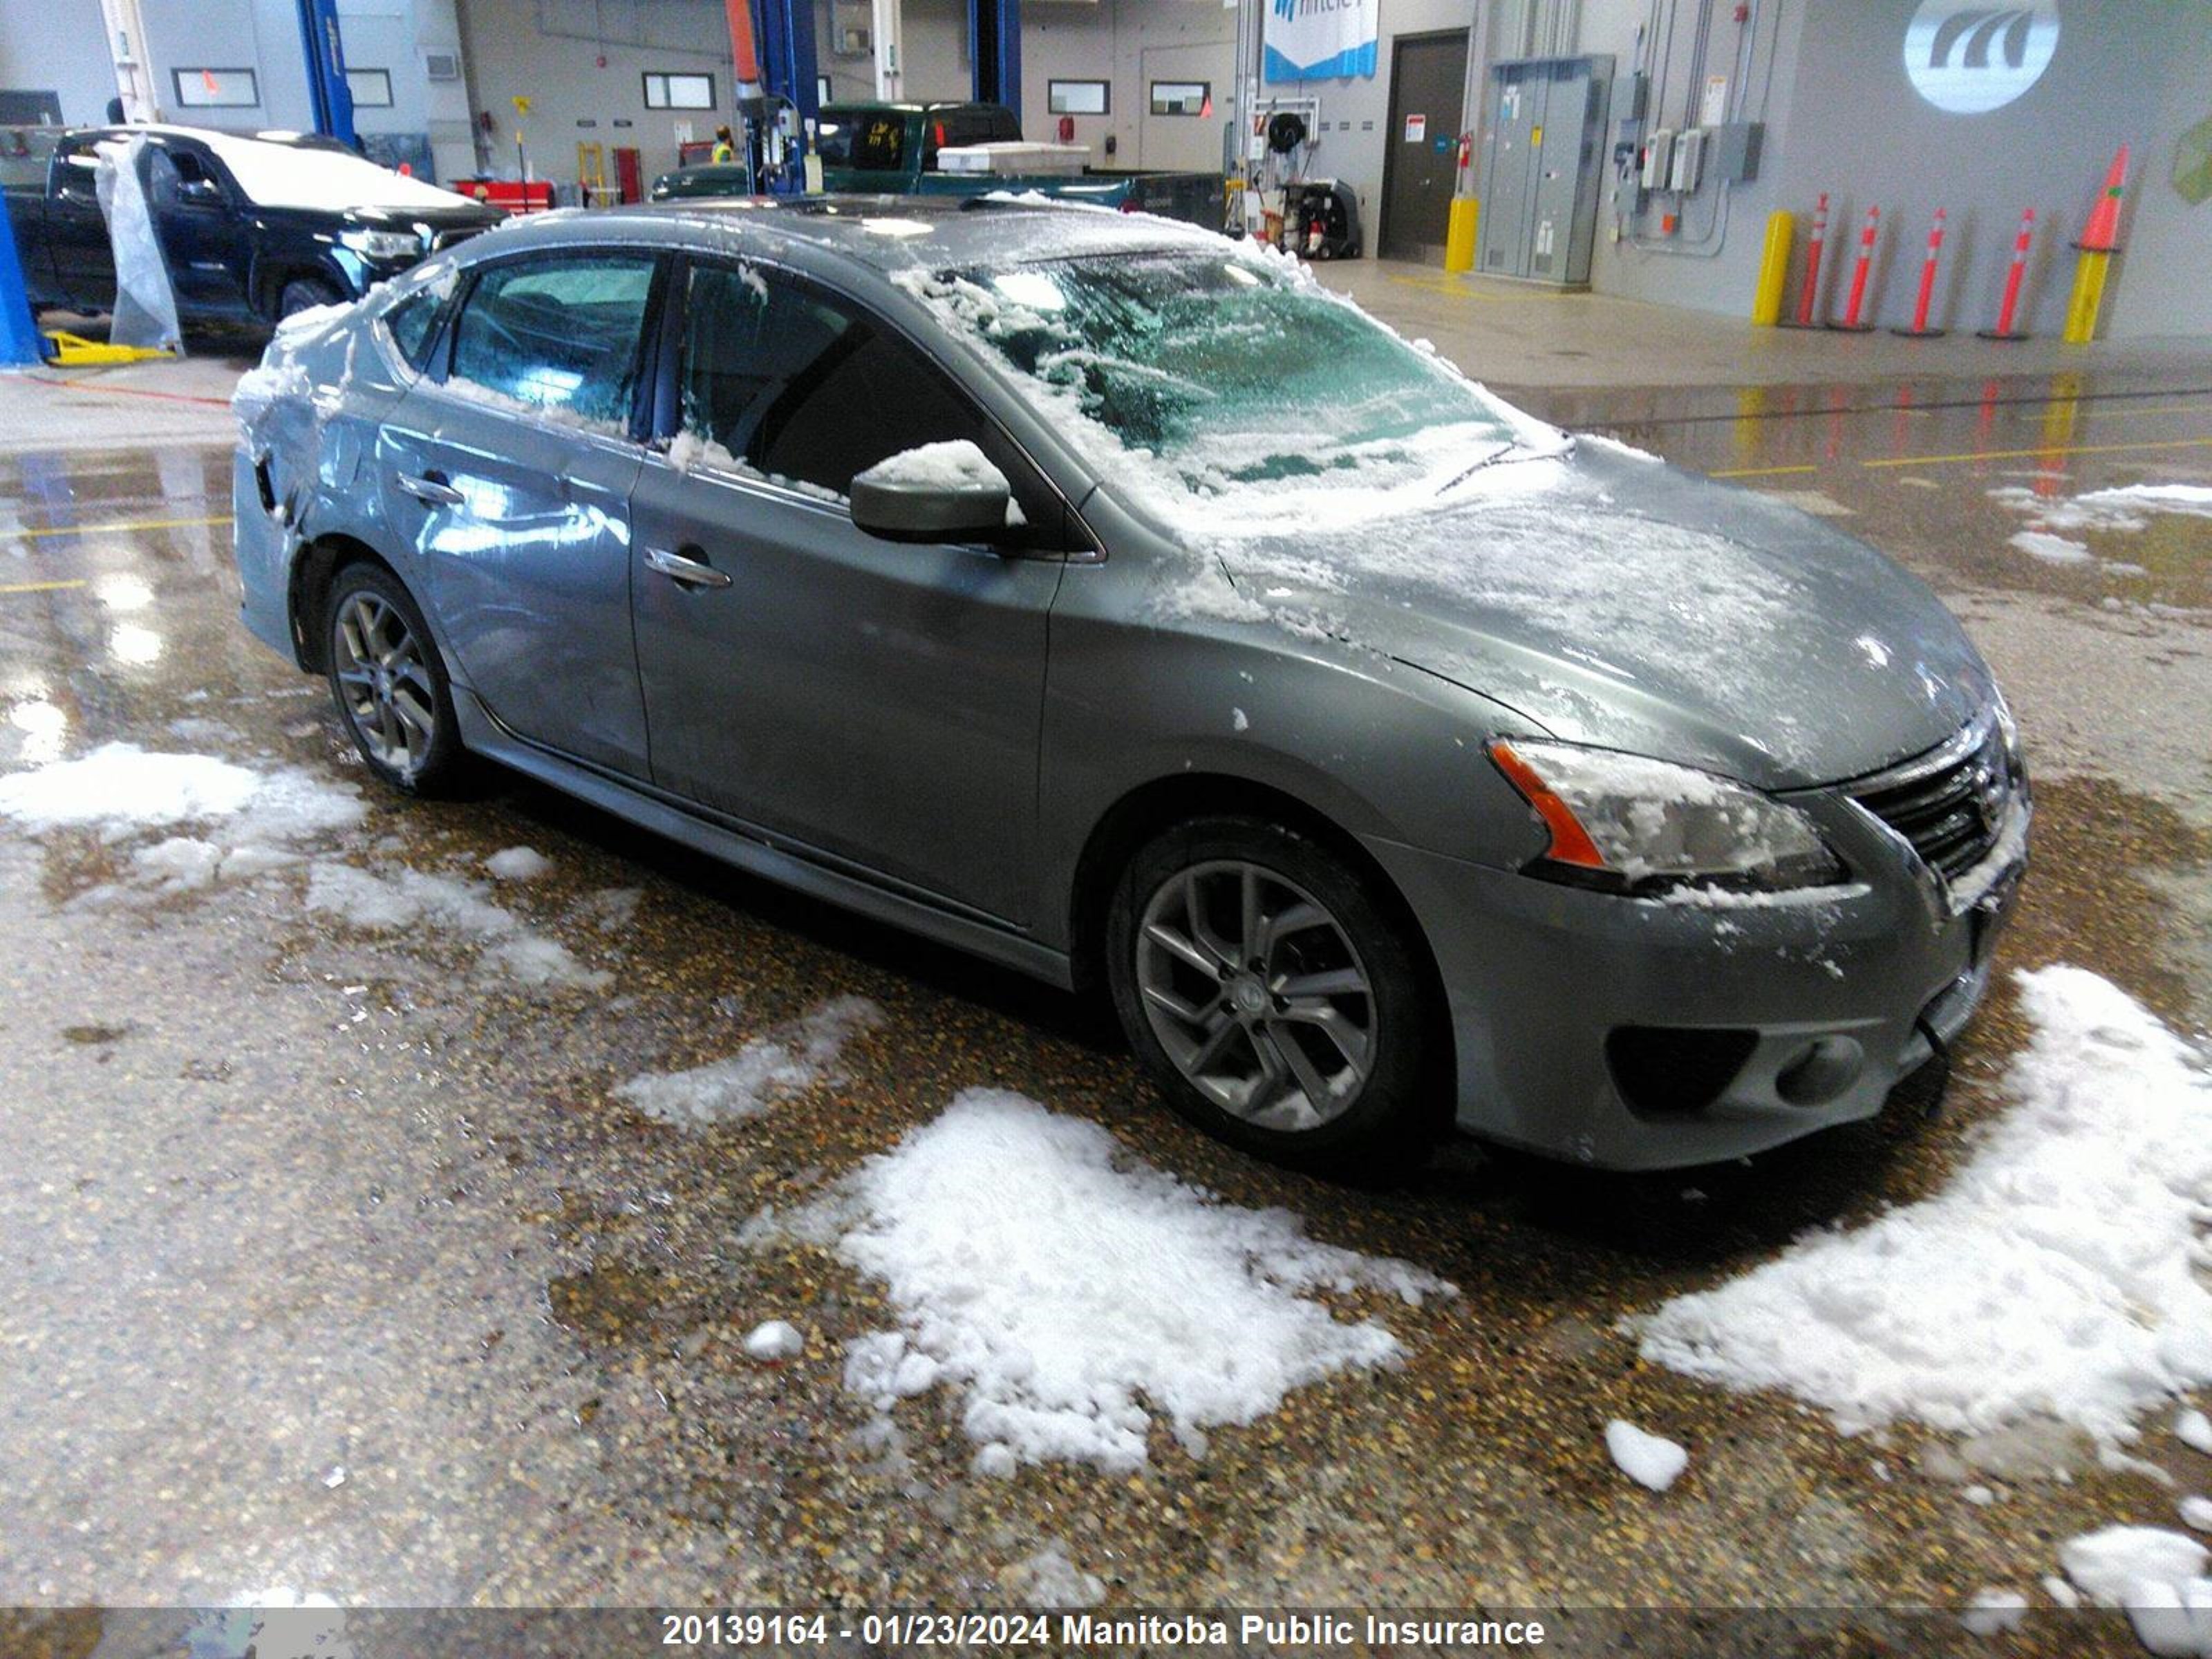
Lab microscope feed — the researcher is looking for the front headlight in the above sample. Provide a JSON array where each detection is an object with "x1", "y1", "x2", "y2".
[
  {"x1": 341, "y1": 227, "x2": 423, "y2": 261},
  {"x1": 1490, "y1": 739, "x2": 1846, "y2": 895}
]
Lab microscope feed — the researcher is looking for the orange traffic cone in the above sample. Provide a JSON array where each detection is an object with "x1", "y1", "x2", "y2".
[{"x1": 2078, "y1": 144, "x2": 2128, "y2": 252}]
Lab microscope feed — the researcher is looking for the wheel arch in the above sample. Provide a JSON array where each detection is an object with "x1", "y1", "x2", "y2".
[{"x1": 288, "y1": 533, "x2": 409, "y2": 672}]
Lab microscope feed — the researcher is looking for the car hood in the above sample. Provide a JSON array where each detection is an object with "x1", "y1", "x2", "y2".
[{"x1": 1206, "y1": 441, "x2": 1994, "y2": 791}]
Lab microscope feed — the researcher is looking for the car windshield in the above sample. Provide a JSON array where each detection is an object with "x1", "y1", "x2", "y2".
[
  {"x1": 907, "y1": 250, "x2": 1530, "y2": 504},
  {"x1": 816, "y1": 110, "x2": 908, "y2": 171}
]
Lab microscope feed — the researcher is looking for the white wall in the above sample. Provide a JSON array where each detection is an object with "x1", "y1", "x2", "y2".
[
  {"x1": 0, "y1": 0, "x2": 120, "y2": 125},
  {"x1": 1022, "y1": 0, "x2": 1235, "y2": 171},
  {"x1": 1576, "y1": 0, "x2": 2206, "y2": 339},
  {"x1": 458, "y1": 0, "x2": 735, "y2": 182}
]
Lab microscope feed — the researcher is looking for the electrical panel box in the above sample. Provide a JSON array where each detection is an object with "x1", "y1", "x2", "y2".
[
  {"x1": 1708, "y1": 120, "x2": 1763, "y2": 182},
  {"x1": 1476, "y1": 55, "x2": 1615, "y2": 286},
  {"x1": 1669, "y1": 126, "x2": 1707, "y2": 192},
  {"x1": 1640, "y1": 127, "x2": 1674, "y2": 190}
]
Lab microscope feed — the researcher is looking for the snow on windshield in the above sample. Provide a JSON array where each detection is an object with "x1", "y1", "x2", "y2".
[
  {"x1": 892, "y1": 244, "x2": 1562, "y2": 532},
  {"x1": 204, "y1": 133, "x2": 478, "y2": 212}
]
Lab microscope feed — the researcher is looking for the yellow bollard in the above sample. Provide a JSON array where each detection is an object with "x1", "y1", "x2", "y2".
[
  {"x1": 1445, "y1": 197, "x2": 1479, "y2": 273},
  {"x1": 2061, "y1": 247, "x2": 2112, "y2": 344},
  {"x1": 1751, "y1": 209, "x2": 1793, "y2": 326}
]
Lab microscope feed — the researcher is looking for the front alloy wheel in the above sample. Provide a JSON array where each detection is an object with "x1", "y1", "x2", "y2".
[
  {"x1": 1107, "y1": 816, "x2": 1445, "y2": 1174},
  {"x1": 1135, "y1": 860, "x2": 1377, "y2": 1133}
]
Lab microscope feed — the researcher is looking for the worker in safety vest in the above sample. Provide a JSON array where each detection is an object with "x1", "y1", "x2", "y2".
[{"x1": 711, "y1": 124, "x2": 735, "y2": 164}]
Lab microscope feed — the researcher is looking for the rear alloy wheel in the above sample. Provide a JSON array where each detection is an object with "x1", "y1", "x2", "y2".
[
  {"x1": 277, "y1": 276, "x2": 343, "y2": 319},
  {"x1": 325, "y1": 563, "x2": 466, "y2": 796},
  {"x1": 1107, "y1": 816, "x2": 1445, "y2": 1174}
]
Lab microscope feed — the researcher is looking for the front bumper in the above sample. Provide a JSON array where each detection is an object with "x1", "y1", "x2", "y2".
[{"x1": 1367, "y1": 791, "x2": 2027, "y2": 1172}]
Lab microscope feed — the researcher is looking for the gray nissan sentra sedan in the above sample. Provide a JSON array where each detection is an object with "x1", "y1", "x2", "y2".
[{"x1": 231, "y1": 196, "x2": 2028, "y2": 1175}]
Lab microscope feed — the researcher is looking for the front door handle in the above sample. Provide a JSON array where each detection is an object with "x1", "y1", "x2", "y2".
[
  {"x1": 396, "y1": 471, "x2": 464, "y2": 507},
  {"x1": 644, "y1": 545, "x2": 732, "y2": 590}
]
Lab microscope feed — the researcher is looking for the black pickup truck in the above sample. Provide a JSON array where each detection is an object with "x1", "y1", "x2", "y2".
[{"x1": 1, "y1": 123, "x2": 502, "y2": 325}]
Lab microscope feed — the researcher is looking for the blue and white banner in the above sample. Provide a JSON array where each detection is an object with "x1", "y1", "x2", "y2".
[{"x1": 1263, "y1": 0, "x2": 1378, "y2": 83}]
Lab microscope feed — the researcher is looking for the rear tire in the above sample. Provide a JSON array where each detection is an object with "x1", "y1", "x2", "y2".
[
  {"x1": 324, "y1": 562, "x2": 469, "y2": 797},
  {"x1": 277, "y1": 275, "x2": 344, "y2": 319},
  {"x1": 1105, "y1": 815, "x2": 1446, "y2": 1177}
]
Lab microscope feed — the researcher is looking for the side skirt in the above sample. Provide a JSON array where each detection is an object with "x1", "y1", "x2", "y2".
[{"x1": 450, "y1": 688, "x2": 1076, "y2": 992}]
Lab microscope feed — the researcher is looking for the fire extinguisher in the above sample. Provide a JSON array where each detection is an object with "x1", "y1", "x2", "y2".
[{"x1": 1456, "y1": 131, "x2": 1472, "y2": 171}]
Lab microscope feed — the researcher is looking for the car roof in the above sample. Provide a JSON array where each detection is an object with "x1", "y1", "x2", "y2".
[
  {"x1": 471, "y1": 194, "x2": 1231, "y2": 275},
  {"x1": 67, "y1": 122, "x2": 346, "y2": 150}
]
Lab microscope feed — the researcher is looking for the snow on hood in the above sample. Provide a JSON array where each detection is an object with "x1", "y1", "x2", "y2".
[
  {"x1": 205, "y1": 132, "x2": 480, "y2": 213},
  {"x1": 1197, "y1": 442, "x2": 1994, "y2": 789}
]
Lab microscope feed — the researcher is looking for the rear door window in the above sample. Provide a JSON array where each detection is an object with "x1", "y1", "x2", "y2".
[
  {"x1": 672, "y1": 259, "x2": 1062, "y2": 545},
  {"x1": 447, "y1": 254, "x2": 658, "y2": 432}
]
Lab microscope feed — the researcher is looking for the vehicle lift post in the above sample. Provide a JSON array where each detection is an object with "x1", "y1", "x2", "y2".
[
  {"x1": 0, "y1": 203, "x2": 40, "y2": 368},
  {"x1": 733, "y1": 0, "x2": 822, "y2": 192},
  {"x1": 294, "y1": 0, "x2": 359, "y2": 149},
  {"x1": 969, "y1": 0, "x2": 1021, "y2": 108}
]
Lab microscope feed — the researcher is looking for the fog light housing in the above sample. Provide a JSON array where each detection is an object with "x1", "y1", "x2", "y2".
[
  {"x1": 1607, "y1": 1026, "x2": 1759, "y2": 1117},
  {"x1": 1775, "y1": 1036, "x2": 1864, "y2": 1107}
]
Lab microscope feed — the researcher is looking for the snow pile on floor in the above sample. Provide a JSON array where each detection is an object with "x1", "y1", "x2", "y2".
[
  {"x1": 1604, "y1": 1420, "x2": 1689, "y2": 1492},
  {"x1": 0, "y1": 744, "x2": 262, "y2": 832},
  {"x1": 484, "y1": 845, "x2": 554, "y2": 881},
  {"x1": 1960, "y1": 1588, "x2": 2030, "y2": 1638},
  {"x1": 819, "y1": 1089, "x2": 1451, "y2": 1472},
  {"x1": 615, "y1": 996, "x2": 881, "y2": 1125},
  {"x1": 2059, "y1": 1526, "x2": 2211, "y2": 1657},
  {"x1": 0, "y1": 743, "x2": 367, "y2": 896},
  {"x1": 2008, "y1": 529, "x2": 2093, "y2": 565},
  {"x1": 1636, "y1": 966, "x2": 2212, "y2": 1448},
  {"x1": 305, "y1": 861, "x2": 610, "y2": 990},
  {"x1": 2180, "y1": 1410, "x2": 2212, "y2": 1454},
  {"x1": 743, "y1": 1320, "x2": 805, "y2": 1362},
  {"x1": 2182, "y1": 1497, "x2": 2212, "y2": 1533},
  {"x1": 1000, "y1": 1544, "x2": 1105, "y2": 1609}
]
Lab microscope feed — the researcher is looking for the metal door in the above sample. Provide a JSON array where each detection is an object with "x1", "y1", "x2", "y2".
[
  {"x1": 1138, "y1": 44, "x2": 1223, "y2": 173},
  {"x1": 1379, "y1": 30, "x2": 1468, "y2": 263}
]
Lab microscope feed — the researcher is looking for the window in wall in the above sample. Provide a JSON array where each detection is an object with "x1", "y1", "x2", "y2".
[
  {"x1": 817, "y1": 75, "x2": 832, "y2": 106},
  {"x1": 171, "y1": 68, "x2": 259, "y2": 109},
  {"x1": 643, "y1": 73, "x2": 716, "y2": 111},
  {"x1": 448, "y1": 254, "x2": 659, "y2": 431},
  {"x1": 346, "y1": 68, "x2": 395, "y2": 109},
  {"x1": 1149, "y1": 80, "x2": 1210, "y2": 117},
  {"x1": 1047, "y1": 79, "x2": 1109, "y2": 116}
]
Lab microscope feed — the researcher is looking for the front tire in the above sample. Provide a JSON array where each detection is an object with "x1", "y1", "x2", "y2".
[
  {"x1": 1105, "y1": 816, "x2": 1445, "y2": 1175},
  {"x1": 324, "y1": 563, "x2": 467, "y2": 796},
  {"x1": 277, "y1": 275, "x2": 344, "y2": 319}
]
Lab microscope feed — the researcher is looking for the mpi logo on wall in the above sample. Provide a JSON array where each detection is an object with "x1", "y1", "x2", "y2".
[
  {"x1": 1904, "y1": 1, "x2": 2061, "y2": 113},
  {"x1": 1263, "y1": 0, "x2": 1378, "y2": 83}
]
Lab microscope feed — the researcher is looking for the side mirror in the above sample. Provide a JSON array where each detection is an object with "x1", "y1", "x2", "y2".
[{"x1": 848, "y1": 442, "x2": 1012, "y2": 544}]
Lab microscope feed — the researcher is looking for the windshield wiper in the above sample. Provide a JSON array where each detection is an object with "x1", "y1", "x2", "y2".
[{"x1": 1433, "y1": 433, "x2": 1577, "y2": 496}]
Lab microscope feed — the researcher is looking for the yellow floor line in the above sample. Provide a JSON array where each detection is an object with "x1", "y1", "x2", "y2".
[
  {"x1": 15, "y1": 512, "x2": 234, "y2": 540},
  {"x1": 1713, "y1": 431, "x2": 2212, "y2": 478},
  {"x1": 0, "y1": 579, "x2": 88, "y2": 595},
  {"x1": 1859, "y1": 433, "x2": 2212, "y2": 468}
]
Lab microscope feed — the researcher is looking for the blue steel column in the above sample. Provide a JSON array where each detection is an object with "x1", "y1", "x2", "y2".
[
  {"x1": 969, "y1": 0, "x2": 1020, "y2": 107},
  {"x1": 296, "y1": 0, "x2": 358, "y2": 147},
  {"x1": 754, "y1": 0, "x2": 822, "y2": 125},
  {"x1": 0, "y1": 200, "x2": 40, "y2": 366}
]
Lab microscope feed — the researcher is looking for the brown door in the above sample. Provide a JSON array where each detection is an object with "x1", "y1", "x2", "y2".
[{"x1": 1379, "y1": 29, "x2": 1470, "y2": 263}]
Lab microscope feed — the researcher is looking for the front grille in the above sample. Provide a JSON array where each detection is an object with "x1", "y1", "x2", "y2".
[
  {"x1": 1606, "y1": 1026, "x2": 1759, "y2": 1117},
  {"x1": 1848, "y1": 715, "x2": 2015, "y2": 881}
]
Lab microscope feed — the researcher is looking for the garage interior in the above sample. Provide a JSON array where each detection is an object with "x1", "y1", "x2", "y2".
[{"x1": 3, "y1": 0, "x2": 2212, "y2": 1648}]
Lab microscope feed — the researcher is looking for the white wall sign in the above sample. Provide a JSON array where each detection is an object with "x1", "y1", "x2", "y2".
[
  {"x1": 1904, "y1": 1, "x2": 2061, "y2": 114},
  {"x1": 1264, "y1": 0, "x2": 1379, "y2": 84}
]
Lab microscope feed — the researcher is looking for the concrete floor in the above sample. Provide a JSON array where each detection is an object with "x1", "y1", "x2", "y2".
[{"x1": 1, "y1": 268, "x2": 2209, "y2": 1653}]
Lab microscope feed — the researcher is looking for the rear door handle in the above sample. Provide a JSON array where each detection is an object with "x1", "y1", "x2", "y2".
[
  {"x1": 644, "y1": 545, "x2": 732, "y2": 590},
  {"x1": 396, "y1": 471, "x2": 464, "y2": 507}
]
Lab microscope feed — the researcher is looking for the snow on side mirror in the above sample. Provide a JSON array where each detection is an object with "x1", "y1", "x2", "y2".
[{"x1": 849, "y1": 439, "x2": 1013, "y2": 545}]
